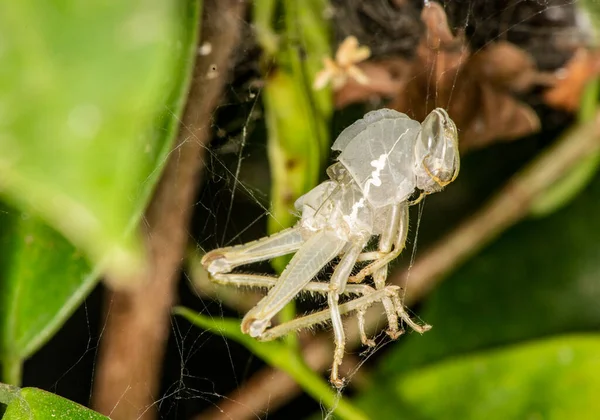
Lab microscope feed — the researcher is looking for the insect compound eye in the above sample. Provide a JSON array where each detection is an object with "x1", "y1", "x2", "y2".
[
  {"x1": 424, "y1": 114, "x2": 441, "y2": 149},
  {"x1": 415, "y1": 108, "x2": 460, "y2": 191}
]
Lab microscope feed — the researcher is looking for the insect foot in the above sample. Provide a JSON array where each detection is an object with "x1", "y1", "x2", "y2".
[
  {"x1": 241, "y1": 310, "x2": 271, "y2": 338},
  {"x1": 331, "y1": 374, "x2": 345, "y2": 389},
  {"x1": 201, "y1": 251, "x2": 232, "y2": 275},
  {"x1": 385, "y1": 286, "x2": 432, "y2": 336},
  {"x1": 386, "y1": 328, "x2": 405, "y2": 340}
]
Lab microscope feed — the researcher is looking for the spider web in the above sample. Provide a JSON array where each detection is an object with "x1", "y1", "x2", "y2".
[{"x1": 23, "y1": 1, "x2": 586, "y2": 419}]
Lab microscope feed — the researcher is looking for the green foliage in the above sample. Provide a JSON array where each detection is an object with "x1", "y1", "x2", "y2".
[
  {"x1": 0, "y1": 1, "x2": 189, "y2": 268},
  {"x1": 0, "y1": 207, "x2": 95, "y2": 384},
  {"x1": 0, "y1": 0, "x2": 200, "y2": 384},
  {"x1": 0, "y1": 383, "x2": 108, "y2": 419},
  {"x1": 360, "y1": 335, "x2": 600, "y2": 420},
  {"x1": 254, "y1": 0, "x2": 332, "y2": 240},
  {"x1": 580, "y1": 0, "x2": 600, "y2": 46}
]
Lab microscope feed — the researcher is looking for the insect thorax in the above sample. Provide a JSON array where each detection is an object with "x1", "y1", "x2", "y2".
[{"x1": 293, "y1": 162, "x2": 390, "y2": 244}]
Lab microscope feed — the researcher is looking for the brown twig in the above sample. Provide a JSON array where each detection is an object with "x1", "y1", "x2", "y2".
[
  {"x1": 400, "y1": 113, "x2": 600, "y2": 303},
  {"x1": 91, "y1": 1, "x2": 247, "y2": 419},
  {"x1": 199, "y1": 112, "x2": 600, "y2": 419}
]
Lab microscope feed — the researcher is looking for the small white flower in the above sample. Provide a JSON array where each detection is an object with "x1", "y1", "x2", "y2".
[{"x1": 314, "y1": 36, "x2": 371, "y2": 90}]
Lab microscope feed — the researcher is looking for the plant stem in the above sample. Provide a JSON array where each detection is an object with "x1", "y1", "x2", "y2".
[
  {"x1": 284, "y1": 353, "x2": 369, "y2": 420},
  {"x1": 281, "y1": 302, "x2": 300, "y2": 349},
  {"x1": 0, "y1": 359, "x2": 22, "y2": 387}
]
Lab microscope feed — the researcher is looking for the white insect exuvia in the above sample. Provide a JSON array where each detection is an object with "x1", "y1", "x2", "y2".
[{"x1": 202, "y1": 108, "x2": 460, "y2": 387}]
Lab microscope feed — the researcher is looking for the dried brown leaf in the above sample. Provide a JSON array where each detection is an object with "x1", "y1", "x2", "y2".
[
  {"x1": 335, "y1": 1, "x2": 561, "y2": 152},
  {"x1": 334, "y1": 58, "x2": 410, "y2": 107},
  {"x1": 544, "y1": 48, "x2": 600, "y2": 112}
]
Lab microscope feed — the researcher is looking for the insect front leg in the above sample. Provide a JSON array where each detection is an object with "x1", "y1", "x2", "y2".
[
  {"x1": 349, "y1": 203, "x2": 431, "y2": 337},
  {"x1": 352, "y1": 203, "x2": 408, "y2": 342},
  {"x1": 376, "y1": 203, "x2": 432, "y2": 334},
  {"x1": 326, "y1": 242, "x2": 365, "y2": 387},
  {"x1": 374, "y1": 205, "x2": 431, "y2": 334},
  {"x1": 349, "y1": 202, "x2": 408, "y2": 284},
  {"x1": 201, "y1": 227, "x2": 305, "y2": 275},
  {"x1": 373, "y1": 203, "x2": 408, "y2": 339}
]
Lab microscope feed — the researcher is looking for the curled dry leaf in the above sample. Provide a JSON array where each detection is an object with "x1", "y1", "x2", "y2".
[
  {"x1": 333, "y1": 58, "x2": 409, "y2": 105},
  {"x1": 544, "y1": 48, "x2": 600, "y2": 112},
  {"x1": 336, "y1": 2, "x2": 562, "y2": 152}
]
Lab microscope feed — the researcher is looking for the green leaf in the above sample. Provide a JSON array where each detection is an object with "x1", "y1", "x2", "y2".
[
  {"x1": 174, "y1": 307, "x2": 369, "y2": 420},
  {"x1": 0, "y1": 0, "x2": 200, "y2": 384},
  {"x1": 359, "y1": 335, "x2": 600, "y2": 419},
  {"x1": 0, "y1": 206, "x2": 95, "y2": 384},
  {"x1": 253, "y1": 0, "x2": 278, "y2": 56},
  {"x1": 0, "y1": 1, "x2": 195, "y2": 271},
  {"x1": 579, "y1": 0, "x2": 600, "y2": 45},
  {"x1": 0, "y1": 383, "x2": 109, "y2": 419}
]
